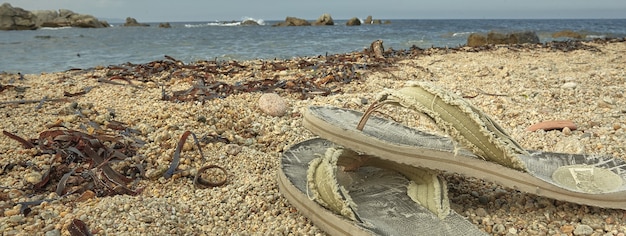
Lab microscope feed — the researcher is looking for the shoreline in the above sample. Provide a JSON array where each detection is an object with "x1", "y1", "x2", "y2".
[{"x1": 1, "y1": 40, "x2": 626, "y2": 235}]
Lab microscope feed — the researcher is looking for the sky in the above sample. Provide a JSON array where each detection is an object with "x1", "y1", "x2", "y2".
[{"x1": 9, "y1": 0, "x2": 626, "y2": 22}]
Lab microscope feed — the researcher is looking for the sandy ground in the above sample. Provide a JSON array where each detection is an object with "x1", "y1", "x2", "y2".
[{"x1": 1, "y1": 40, "x2": 625, "y2": 235}]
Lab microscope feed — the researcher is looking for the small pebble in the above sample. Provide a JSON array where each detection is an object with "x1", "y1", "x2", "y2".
[
  {"x1": 561, "y1": 82, "x2": 577, "y2": 89},
  {"x1": 475, "y1": 207, "x2": 488, "y2": 217},
  {"x1": 225, "y1": 144, "x2": 242, "y2": 156},
  {"x1": 573, "y1": 224, "x2": 593, "y2": 236},
  {"x1": 258, "y1": 93, "x2": 289, "y2": 117}
]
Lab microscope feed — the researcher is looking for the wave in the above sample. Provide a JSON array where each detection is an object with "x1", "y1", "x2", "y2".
[
  {"x1": 452, "y1": 31, "x2": 472, "y2": 37},
  {"x1": 40, "y1": 26, "x2": 73, "y2": 30},
  {"x1": 184, "y1": 17, "x2": 265, "y2": 28},
  {"x1": 586, "y1": 34, "x2": 607, "y2": 39}
]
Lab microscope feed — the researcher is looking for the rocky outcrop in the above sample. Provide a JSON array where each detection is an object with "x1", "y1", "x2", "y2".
[
  {"x1": 313, "y1": 13, "x2": 334, "y2": 26},
  {"x1": 241, "y1": 20, "x2": 260, "y2": 26},
  {"x1": 34, "y1": 9, "x2": 108, "y2": 28},
  {"x1": 467, "y1": 31, "x2": 540, "y2": 47},
  {"x1": 363, "y1": 15, "x2": 390, "y2": 25},
  {"x1": 0, "y1": 3, "x2": 108, "y2": 30},
  {"x1": 273, "y1": 16, "x2": 311, "y2": 26},
  {"x1": 346, "y1": 17, "x2": 361, "y2": 26},
  {"x1": 123, "y1": 17, "x2": 149, "y2": 27},
  {"x1": 159, "y1": 22, "x2": 171, "y2": 28},
  {"x1": 552, "y1": 30, "x2": 585, "y2": 39},
  {"x1": 364, "y1": 16, "x2": 373, "y2": 24},
  {"x1": 0, "y1": 3, "x2": 38, "y2": 30}
]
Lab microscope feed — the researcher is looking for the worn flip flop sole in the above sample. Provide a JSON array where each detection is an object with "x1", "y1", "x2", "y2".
[
  {"x1": 303, "y1": 106, "x2": 626, "y2": 210},
  {"x1": 277, "y1": 138, "x2": 486, "y2": 236}
]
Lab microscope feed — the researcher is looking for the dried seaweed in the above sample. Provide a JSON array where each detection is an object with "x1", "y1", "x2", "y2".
[
  {"x1": 3, "y1": 122, "x2": 144, "y2": 198},
  {"x1": 2, "y1": 130, "x2": 35, "y2": 149},
  {"x1": 68, "y1": 219, "x2": 92, "y2": 236},
  {"x1": 164, "y1": 131, "x2": 228, "y2": 188}
]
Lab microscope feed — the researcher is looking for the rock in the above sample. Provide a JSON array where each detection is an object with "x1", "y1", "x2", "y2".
[
  {"x1": 241, "y1": 20, "x2": 259, "y2": 26},
  {"x1": 467, "y1": 31, "x2": 539, "y2": 46},
  {"x1": 372, "y1": 19, "x2": 382, "y2": 24},
  {"x1": 32, "y1": 9, "x2": 108, "y2": 28},
  {"x1": 526, "y1": 120, "x2": 577, "y2": 132},
  {"x1": 159, "y1": 22, "x2": 171, "y2": 28},
  {"x1": 313, "y1": 13, "x2": 334, "y2": 26},
  {"x1": 45, "y1": 229, "x2": 61, "y2": 236},
  {"x1": 258, "y1": 93, "x2": 289, "y2": 116},
  {"x1": 561, "y1": 81, "x2": 578, "y2": 89},
  {"x1": 573, "y1": 224, "x2": 593, "y2": 236},
  {"x1": 370, "y1": 39, "x2": 385, "y2": 59},
  {"x1": 561, "y1": 224, "x2": 575, "y2": 234},
  {"x1": 364, "y1": 15, "x2": 373, "y2": 24},
  {"x1": 346, "y1": 17, "x2": 361, "y2": 26},
  {"x1": 553, "y1": 30, "x2": 585, "y2": 39},
  {"x1": 273, "y1": 16, "x2": 310, "y2": 27},
  {"x1": 488, "y1": 31, "x2": 510, "y2": 44},
  {"x1": 475, "y1": 207, "x2": 488, "y2": 217},
  {"x1": 0, "y1": 3, "x2": 38, "y2": 30},
  {"x1": 467, "y1": 33, "x2": 488, "y2": 47},
  {"x1": 225, "y1": 144, "x2": 242, "y2": 156},
  {"x1": 123, "y1": 17, "x2": 149, "y2": 27},
  {"x1": 509, "y1": 31, "x2": 540, "y2": 44}
]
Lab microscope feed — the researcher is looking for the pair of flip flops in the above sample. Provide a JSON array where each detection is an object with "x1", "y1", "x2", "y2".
[{"x1": 277, "y1": 82, "x2": 626, "y2": 235}]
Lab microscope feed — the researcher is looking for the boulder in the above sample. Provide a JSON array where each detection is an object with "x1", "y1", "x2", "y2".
[
  {"x1": 346, "y1": 17, "x2": 361, "y2": 26},
  {"x1": 487, "y1": 31, "x2": 510, "y2": 44},
  {"x1": 509, "y1": 31, "x2": 539, "y2": 44},
  {"x1": 552, "y1": 30, "x2": 585, "y2": 39},
  {"x1": 467, "y1": 33, "x2": 488, "y2": 47},
  {"x1": 278, "y1": 16, "x2": 310, "y2": 26},
  {"x1": 467, "y1": 31, "x2": 539, "y2": 46},
  {"x1": 313, "y1": 13, "x2": 334, "y2": 26},
  {"x1": 123, "y1": 17, "x2": 149, "y2": 27},
  {"x1": 0, "y1": 3, "x2": 38, "y2": 30},
  {"x1": 364, "y1": 15, "x2": 373, "y2": 24},
  {"x1": 31, "y1": 10, "x2": 58, "y2": 26},
  {"x1": 31, "y1": 8, "x2": 108, "y2": 28},
  {"x1": 372, "y1": 19, "x2": 382, "y2": 24},
  {"x1": 240, "y1": 20, "x2": 259, "y2": 26},
  {"x1": 159, "y1": 22, "x2": 171, "y2": 28}
]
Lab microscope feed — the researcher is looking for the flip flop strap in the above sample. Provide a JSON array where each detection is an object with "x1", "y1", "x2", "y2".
[{"x1": 358, "y1": 81, "x2": 529, "y2": 171}]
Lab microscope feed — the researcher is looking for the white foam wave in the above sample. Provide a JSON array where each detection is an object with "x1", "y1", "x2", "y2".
[
  {"x1": 452, "y1": 32, "x2": 472, "y2": 37},
  {"x1": 40, "y1": 26, "x2": 73, "y2": 30},
  {"x1": 586, "y1": 34, "x2": 606, "y2": 39},
  {"x1": 184, "y1": 17, "x2": 265, "y2": 28}
]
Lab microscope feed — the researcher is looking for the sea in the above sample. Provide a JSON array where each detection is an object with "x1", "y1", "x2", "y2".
[{"x1": 1, "y1": 18, "x2": 625, "y2": 75}]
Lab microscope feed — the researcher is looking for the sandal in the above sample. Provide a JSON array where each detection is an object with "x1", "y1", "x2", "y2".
[
  {"x1": 302, "y1": 81, "x2": 626, "y2": 209},
  {"x1": 277, "y1": 138, "x2": 486, "y2": 235}
]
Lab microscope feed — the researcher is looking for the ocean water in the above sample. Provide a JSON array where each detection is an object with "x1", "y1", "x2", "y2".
[{"x1": 1, "y1": 18, "x2": 625, "y2": 75}]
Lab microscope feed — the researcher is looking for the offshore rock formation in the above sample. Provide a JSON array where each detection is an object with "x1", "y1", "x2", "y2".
[
  {"x1": 123, "y1": 17, "x2": 149, "y2": 27},
  {"x1": 0, "y1": 3, "x2": 108, "y2": 30},
  {"x1": 273, "y1": 16, "x2": 311, "y2": 26},
  {"x1": 346, "y1": 17, "x2": 361, "y2": 26},
  {"x1": 313, "y1": 13, "x2": 334, "y2": 26},
  {"x1": 0, "y1": 3, "x2": 38, "y2": 30}
]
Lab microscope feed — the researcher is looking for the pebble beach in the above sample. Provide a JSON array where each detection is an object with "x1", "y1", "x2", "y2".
[{"x1": 1, "y1": 39, "x2": 626, "y2": 235}]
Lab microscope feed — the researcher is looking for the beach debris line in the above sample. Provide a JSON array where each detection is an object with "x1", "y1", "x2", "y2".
[{"x1": 164, "y1": 131, "x2": 227, "y2": 188}]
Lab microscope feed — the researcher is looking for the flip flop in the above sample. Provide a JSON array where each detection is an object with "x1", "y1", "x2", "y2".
[
  {"x1": 302, "y1": 81, "x2": 626, "y2": 210},
  {"x1": 277, "y1": 138, "x2": 486, "y2": 235}
]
